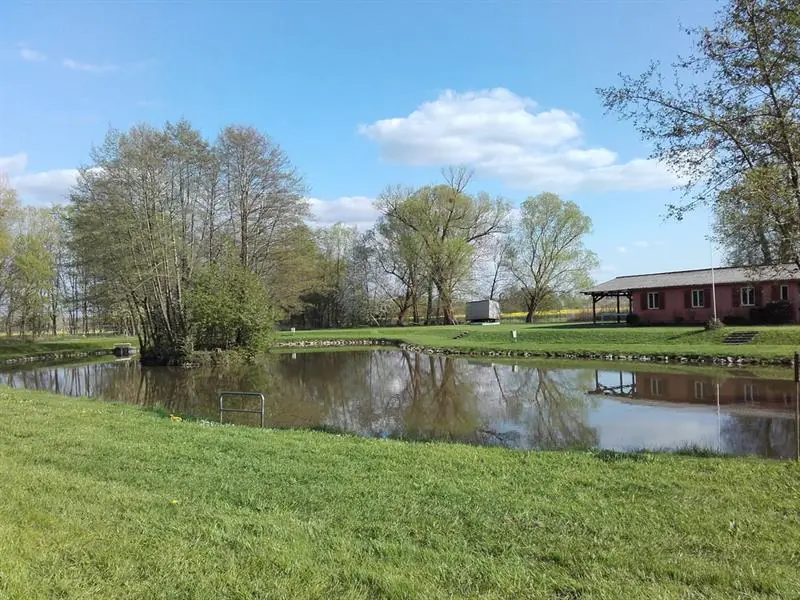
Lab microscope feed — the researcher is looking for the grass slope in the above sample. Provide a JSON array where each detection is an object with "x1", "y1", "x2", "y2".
[
  {"x1": 1, "y1": 387, "x2": 799, "y2": 599},
  {"x1": 278, "y1": 323, "x2": 800, "y2": 360},
  {"x1": 0, "y1": 335, "x2": 136, "y2": 361}
]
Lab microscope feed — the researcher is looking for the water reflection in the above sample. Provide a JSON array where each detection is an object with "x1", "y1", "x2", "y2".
[{"x1": 1, "y1": 350, "x2": 797, "y2": 458}]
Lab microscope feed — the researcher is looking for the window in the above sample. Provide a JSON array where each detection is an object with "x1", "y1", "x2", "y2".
[
  {"x1": 647, "y1": 292, "x2": 661, "y2": 310},
  {"x1": 743, "y1": 383, "x2": 755, "y2": 403},
  {"x1": 694, "y1": 381, "x2": 704, "y2": 400},
  {"x1": 691, "y1": 289, "x2": 705, "y2": 308},
  {"x1": 780, "y1": 284, "x2": 789, "y2": 301},
  {"x1": 741, "y1": 287, "x2": 755, "y2": 306},
  {"x1": 650, "y1": 378, "x2": 662, "y2": 397}
]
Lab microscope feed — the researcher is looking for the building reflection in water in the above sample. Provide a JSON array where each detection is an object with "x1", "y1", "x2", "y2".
[
  {"x1": 588, "y1": 368, "x2": 799, "y2": 459},
  {"x1": 1, "y1": 351, "x2": 798, "y2": 458}
]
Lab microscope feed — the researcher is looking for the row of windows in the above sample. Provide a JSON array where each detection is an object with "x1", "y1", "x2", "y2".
[
  {"x1": 650, "y1": 379, "x2": 756, "y2": 402},
  {"x1": 646, "y1": 285, "x2": 789, "y2": 310}
]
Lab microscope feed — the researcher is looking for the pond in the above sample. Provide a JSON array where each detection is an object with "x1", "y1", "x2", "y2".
[{"x1": 2, "y1": 349, "x2": 798, "y2": 459}]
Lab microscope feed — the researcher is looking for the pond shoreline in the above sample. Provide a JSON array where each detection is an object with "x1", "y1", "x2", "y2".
[
  {"x1": 0, "y1": 349, "x2": 114, "y2": 366},
  {"x1": 273, "y1": 338, "x2": 797, "y2": 368}
]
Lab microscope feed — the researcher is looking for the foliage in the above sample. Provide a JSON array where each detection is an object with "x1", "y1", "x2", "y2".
[
  {"x1": 598, "y1": 0, "x2": 800, "y2": 266},
  {"x1": 751, "y1": 300, "x2": 794, "y2": 324},
  {"x1": 504, "y1": 193, "x2": 598, "y2": 323},
  {"x1": 705, "y1": 317, "x2": 725, "y2": 331},
  {"x1": 1, "y1": 386, "x2": 798, "y2": 599},
  {"x1": 188, "y1": 247, "x2": 277, "y2": 352},
  {"x1": 68, "y1": 121, "x2": 310, "y2": 363},
  {"x1": 626, "y1": 312, "x2": 642, "y2": 326},
  {"x1": 376, "y1": 168, "x2": 508, "y2": 325}
]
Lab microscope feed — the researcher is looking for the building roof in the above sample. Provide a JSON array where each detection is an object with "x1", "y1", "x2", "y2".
[{"x1": 583, "y1": 264, "x2": 800, "y2": 294}]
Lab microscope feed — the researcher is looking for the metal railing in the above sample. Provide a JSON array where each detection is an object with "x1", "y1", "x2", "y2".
[{"x1": 218, "y1": 391, "x2": 265, "y2": 427}]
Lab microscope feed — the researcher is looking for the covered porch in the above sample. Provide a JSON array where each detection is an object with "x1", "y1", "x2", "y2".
[{"x1": 581, "y1": 289, "x2": 633, "y2": 325}]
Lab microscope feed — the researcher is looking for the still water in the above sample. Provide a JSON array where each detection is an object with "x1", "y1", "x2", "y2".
[{"x1": 2, "y1": 349, "x2": 798, "y2": 458}]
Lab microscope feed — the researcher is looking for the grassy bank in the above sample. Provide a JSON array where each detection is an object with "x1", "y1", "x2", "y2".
[
  {"x1": 2, "y1": 387, "x2": 799, "y2": 599},
  {"x1": 277, "y1": 323, "x2": 800, "y2": 361},
  {"x1": 0, "y1": 335, "x2": 136, "y2": 362}
]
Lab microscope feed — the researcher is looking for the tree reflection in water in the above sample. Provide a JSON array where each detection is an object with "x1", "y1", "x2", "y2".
[{"x1": 1, "y1": 351, "x2": 797, "y2": 457}]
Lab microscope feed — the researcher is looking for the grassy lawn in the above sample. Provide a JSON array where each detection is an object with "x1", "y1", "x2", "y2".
[
  {"x1": 277, "y1": 323, "x2": 800, "y2": 360},
  {"x1": 1, "y1": 387, "x2": 799, "y2": 599},
  {"x1": 0, "y1": 335, "x2": 137, "y2": 362}
]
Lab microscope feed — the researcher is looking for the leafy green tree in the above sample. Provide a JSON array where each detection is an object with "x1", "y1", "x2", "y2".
[
  {"x1": 69, "y1": 121, "x2": 309, "y2": 363},
  {"x1": 713, "y1": 165, "x2": 796, "y2": 265},
  {"x1": 598, "y1": 0, "x2": 800, "y2": 265},
  {"x1": 9, "y1": 233, "x2": 54, "y2": 337},
  {"x1": 189, "y1": 246, "x2": 276, "y2": 352},
  {"x1": 504, "y1": 193, "x2": 597, "y2": 323},
  {"x1": 376, "y1": 170, "x2": 508, "y2": 324}
]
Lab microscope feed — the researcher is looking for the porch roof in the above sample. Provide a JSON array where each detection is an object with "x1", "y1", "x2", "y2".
[{"x1": 583, "y1": 264, "x2": 800, "y2": 295}]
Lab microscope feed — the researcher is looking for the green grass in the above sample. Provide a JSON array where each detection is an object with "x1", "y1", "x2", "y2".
[
  {"x1": 2, "y1": 387, "x2": 800, "y2": 599},
  {"x1": 277, "y1": 323, "x2": 800, "y2": 361},
  {"x1": 0, "y1": 335, "x2": 136, "y2": 361}
]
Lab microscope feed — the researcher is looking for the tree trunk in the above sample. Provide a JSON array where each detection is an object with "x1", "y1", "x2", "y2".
[{"x1": 425, "y1": 282, "x2": 434, "y2": 325}]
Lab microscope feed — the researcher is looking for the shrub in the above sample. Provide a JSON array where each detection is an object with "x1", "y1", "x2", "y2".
[
  {"x1": 751, "y1": 301, "x2": 793, "y2": 325},
  {"x1": 188, "y1": 247, "x2": 278, "y2": 353},
  {"x1": 722, "y1": 314, "x2": 750, "y2": 326},
  {"x1": 625, "y1": 312, "x2": 641, "y2": 326},
  {"x1": 705, "y1": 317, "x2": 724, "y2": 331}
]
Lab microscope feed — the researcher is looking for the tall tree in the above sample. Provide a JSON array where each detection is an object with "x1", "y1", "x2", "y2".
[
  {"x1": 505, "y1": 193, "x2": 597, "y2": 323},
  {"x1": 598, "y1": 0, "x2": 800, "y2": 264},
  {"x1": 376, "y1": 174, "x2": 508, "y2": 324},
  {"x1": 69, "y1": 121, "x2": 310, "y2": 362},
  {"x1": 712, "y1": 165, "x2": 796, "y2": 265}
]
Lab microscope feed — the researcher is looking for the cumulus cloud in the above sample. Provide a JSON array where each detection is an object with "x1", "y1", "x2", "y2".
[
  {"x1": 306, "y1": 196, "x2": 379, "y2": 230},
  {"x1": 19, "y1": 47, "x2": 47, "y2": 62},
  {"x1": 0, "y1": 153, "x2": 77, "y2": 205},
  {"x1": 63, "y1": 58, "x2": 117, "y2": 73},
  {"x1": 359, "y1": 88, "x2": 684, "y2": 193}
]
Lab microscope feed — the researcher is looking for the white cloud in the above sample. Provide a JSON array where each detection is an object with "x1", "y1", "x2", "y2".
[
  {"x1": 63, "y1": 58, "x2": 117, "y2": 74},
  {"x1": 633, "y1": 240, "x2": 649, "y2": 248},
  {"x1": 19, "y1": 47, "x2": 47, "y2": 62},
  {"x1": 616, "y1": 246, "x2": 628, "y2": 253},
  {"x1": 0, "y1": 153, "x2": 28, "y2": 177},
  {"x1": 359, "y1": 88, "x2": 684, "y2": 193},
  {"x1": 0, "y1": 153, "x2": 77, "y2": 205},
  {"x1": 306, "y1": 196, "x2": 379, "y2": 231}
]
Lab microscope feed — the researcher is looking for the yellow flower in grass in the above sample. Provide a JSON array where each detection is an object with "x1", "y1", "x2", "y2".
[{"x1": 169, "y1": 414, "x2": 182, "y2": 422}]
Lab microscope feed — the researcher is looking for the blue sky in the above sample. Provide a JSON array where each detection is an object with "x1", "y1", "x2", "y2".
[{"x1": 1, "y1": 0, "x2": 722, "y2": 282}]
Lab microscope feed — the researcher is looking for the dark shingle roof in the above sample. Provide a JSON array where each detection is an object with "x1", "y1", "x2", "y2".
[{"x1": 584, "y1": 264, "x2": 800, "y2": 294}]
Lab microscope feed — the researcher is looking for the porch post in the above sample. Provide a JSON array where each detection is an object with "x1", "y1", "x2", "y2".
[
  {"x1": 592, "y1": 294, "x2": 597, "y2": 325},
  {"x1": 616, "y1": 294, "x2": 621, "y2": 323}
]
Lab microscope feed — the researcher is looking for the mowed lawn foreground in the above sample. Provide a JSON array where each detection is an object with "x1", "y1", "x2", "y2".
[
  {"x1": 278, "y1": 323, "x2": 800, "y2": 360},
  {"x1": 1, "y1": 388, "x2": 799, "y2": 599}
]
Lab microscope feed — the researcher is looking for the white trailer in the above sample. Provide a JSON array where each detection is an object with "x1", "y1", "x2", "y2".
[{"x1": 465, "y1": 299, "x2": 501, "y2": 323}]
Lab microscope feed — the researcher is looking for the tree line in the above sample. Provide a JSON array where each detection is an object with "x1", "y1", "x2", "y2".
[{"x1": 0, "y1": 128, "x2": 596, "y2": 363}]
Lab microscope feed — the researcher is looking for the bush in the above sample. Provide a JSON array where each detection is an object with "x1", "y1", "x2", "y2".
[
  {"x1": 722, "y1": 315, "x2": 750, "y2": 326},
  {"x1": 188, "y1": 248, "x2": 278, "y2": 353},
  {"x1": 751, "y1": 301, "x2": 793, "y2": 325},
  {"x1": 705, "y1": 317, "x2": 724, "y2": 331},
  {"x1": 625, "y1": 312, "x2": 641, "y2": 326}
]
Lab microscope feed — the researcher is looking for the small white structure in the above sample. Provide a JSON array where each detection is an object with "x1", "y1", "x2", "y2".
[{"x1": 465, "y1": 299, "x2": 501, "y2": 323}]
